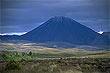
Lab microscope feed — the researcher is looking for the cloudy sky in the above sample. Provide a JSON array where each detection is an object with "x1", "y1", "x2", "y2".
[{"x1": 0, "y1": 0, "x2": 109, "y2": 35}]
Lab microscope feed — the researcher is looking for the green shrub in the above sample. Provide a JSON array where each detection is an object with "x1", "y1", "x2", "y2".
[
  {"x1": 28, "y1": 51, "x2": 32, "y2": 56},
  {"x1": 41, "y1": 68, "x2": 48, "y2": 71},
  {"x1": 0, "y1": 51, "x2": 11, "y2": 61},
  {"x1": 5, "y1": 60, "x2": 22, "y2": 70}
]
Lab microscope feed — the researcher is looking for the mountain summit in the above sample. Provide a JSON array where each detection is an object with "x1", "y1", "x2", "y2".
[{"x1": 22, "y1": 16, "x2": 99, "y2": 45}]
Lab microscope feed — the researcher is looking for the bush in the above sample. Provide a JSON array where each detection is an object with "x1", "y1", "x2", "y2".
[
  {"x1": 0, "y1": 51, "x2": 11, "y2": 61},
  {"x1": 28, "y1": 51, "x2": 32, "y2": 56},
  {"x1": 5, "y1": 60, "x2": 22, "y2": 70}
]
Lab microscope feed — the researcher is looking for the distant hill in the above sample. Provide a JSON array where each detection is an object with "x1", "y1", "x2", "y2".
[
  {"x1": 93, "y1": 32, "x2": 110, "y2": 45},
  {"x1": 0, "y1": 35, "x2": 20, "y2": 40},
  {"x1": 21, "y1": 16, "x2": 99, "y2": 45}
]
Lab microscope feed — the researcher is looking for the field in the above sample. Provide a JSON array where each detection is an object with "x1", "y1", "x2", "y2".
[
  {"x1": 0, "y1": 58, "x2": 110, "y2": 73},
  {"x1": 0, "y1": 42, "x2": 110, "y2": 73}
]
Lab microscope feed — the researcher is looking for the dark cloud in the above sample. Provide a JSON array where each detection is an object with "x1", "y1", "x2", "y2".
[{"x1": 1, "y1": 0, "x2": 109, "y2": 33}]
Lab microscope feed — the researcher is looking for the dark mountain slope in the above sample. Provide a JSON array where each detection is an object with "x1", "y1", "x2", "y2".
[{"x1": 22, "y1": 16, "x2": 99, "y2": 45}]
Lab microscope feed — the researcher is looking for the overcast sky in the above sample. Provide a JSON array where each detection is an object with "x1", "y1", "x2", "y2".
[{"x1": 0, "y1": 0, "x2": 109, "y2": 34}]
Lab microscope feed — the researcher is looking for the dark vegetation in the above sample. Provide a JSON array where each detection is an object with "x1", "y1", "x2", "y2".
[
  {"x1": 0, "y1": 50, "x2": 109, "y2": 61},
  {"x1": 0, "y1": 51, "x2": 35, "y2": 61},
  {"x1": 4, "y1": 60, "x2": 22, "y2": 70},
  {"x1": 0, "y1": 58, "x2": 110, "y2": 73},
  {"x1": 0, "y1": 51, "x2": 110, "y2": 73}
]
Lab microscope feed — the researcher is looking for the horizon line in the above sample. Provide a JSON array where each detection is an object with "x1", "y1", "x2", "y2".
[{"x1": 0, "y1": 31, "x2": 105, "y2": 36}]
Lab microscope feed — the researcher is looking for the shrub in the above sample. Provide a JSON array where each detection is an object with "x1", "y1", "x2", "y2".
[
  {"x1": 5, "y1": 60, "x2": 22, "y2": 70},
  {"x1": 28, "y1": 51, "x2": 32, "y2": 56},
  {"x1": 0, "y1": 51, "x2": 11, "y2": 61},
  {"x1": 22, "y1": 52, "x2": 25, "y2": 56},
  {"x1": 41, "y1": 68, "x2": 48, "y2": 71}
]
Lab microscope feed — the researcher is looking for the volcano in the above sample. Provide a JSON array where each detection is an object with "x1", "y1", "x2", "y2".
[{"x1": 22, "y1": 16, "x2": 99, "y2": 45}]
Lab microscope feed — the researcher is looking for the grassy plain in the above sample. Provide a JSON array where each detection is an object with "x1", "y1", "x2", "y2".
[{"x1": 0, "y1": 43, "x2": 110, "y2": 73}]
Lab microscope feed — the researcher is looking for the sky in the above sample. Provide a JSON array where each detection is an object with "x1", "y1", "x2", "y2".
[{"x1": 0, "y1": 0, "x2": 110, "y2": 35}]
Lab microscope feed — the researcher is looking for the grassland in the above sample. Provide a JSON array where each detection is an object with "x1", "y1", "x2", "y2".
[
  {"x1": 0, "y1": 42, "x2": 110, "y2": 73},
  {"x1": 0, "y1": 58, "x2": 110, "y2": 73},
  {"x1": 0, "y1": 43, "x2": 110, "y2": 58}
]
